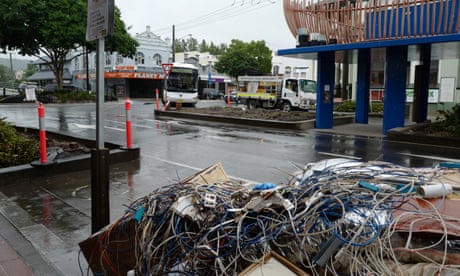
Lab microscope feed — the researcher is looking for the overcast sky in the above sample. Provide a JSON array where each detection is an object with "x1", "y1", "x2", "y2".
[
  {"x1": 2, "y1": 0, "x2": 296, "y2": 60},
  {"x1": 115, "y1": 0, "x2": 296, "y2": 51}
]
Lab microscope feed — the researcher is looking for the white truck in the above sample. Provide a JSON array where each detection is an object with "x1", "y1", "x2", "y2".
[{"x1": 236, "y1": 76, "x2": 317, "y2": 111}]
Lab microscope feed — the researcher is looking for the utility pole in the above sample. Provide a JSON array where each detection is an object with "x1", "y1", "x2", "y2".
[
  {"x1": 85, "y1": 47, "x2": 90, "y2": 92},
  {"x1": 9, "y1": 52, "x2": 14, "y2": 78},
  {"x1": 172, "y1": 25, "x2": 176, "y2": 62}
]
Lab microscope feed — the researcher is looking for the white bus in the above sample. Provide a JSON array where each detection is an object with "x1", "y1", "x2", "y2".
[{"x1": 163, "y1": 63, "x2": 199, "y2": 107}]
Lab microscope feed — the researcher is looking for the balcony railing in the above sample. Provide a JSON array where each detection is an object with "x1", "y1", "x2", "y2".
[{"x1": 284, "y1": 0, "x2": 460, "y2": 45}]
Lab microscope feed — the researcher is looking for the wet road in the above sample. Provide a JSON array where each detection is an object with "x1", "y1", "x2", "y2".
[{"x1": 0, "y1": 100, "x2": 459, "y2": 275}]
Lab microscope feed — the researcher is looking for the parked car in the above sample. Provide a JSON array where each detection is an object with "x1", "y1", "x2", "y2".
[
  {"x1": 202, "y1": 88, "x2": 224, "y2": 100},
  {"x1": 44, "y1": 83, "x2": 84, "y2": 92},
  {"x1": 223, "y1": 90, "x2": 239, "y2": 103}
]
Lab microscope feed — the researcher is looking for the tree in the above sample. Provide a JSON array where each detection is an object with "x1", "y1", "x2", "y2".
[
  {"x1": 0, "y1": 0, "x2": 138, "y2": 90},
  {"x1": 214, "y1": 39, "x2": 272, "y2": 79},
  {"x1": 175, "y1": 37, "x2": 227, "y2": 55},
  {"x1": 0, "y1": 65, "x2": 11, "y2": 82},
  {"x1": 22, "y1": 64, "x2": 39, "y2": 81}
]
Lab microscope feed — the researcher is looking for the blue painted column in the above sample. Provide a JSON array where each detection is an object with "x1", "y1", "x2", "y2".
[
  {"x1": 316, "y1": 51, "x2": 335, "y2": 129},
  {"x1": 383, "y1": 45, "x2": 408, "y2": 133},
  {"x1": 356, "y1": 48, "x2": 371, "y2": 124}
]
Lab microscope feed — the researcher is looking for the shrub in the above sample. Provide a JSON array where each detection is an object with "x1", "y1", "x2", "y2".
[
  {"x1": 334, "y1": 100, "x2": 356, "y2": 112},
  {"x1": 370, "y1": 102, "x2": 384, "y2": 113},
  {"x1": 55, "y1": 91, "x2": 95, "y2": 103},
  {"x1": 334, "y1": 101, "x2": 384, "y2": 113},
  {"x1": 0, "y1": 118, "x2": 39, "y2": 168},
  {"x1": 436, "y1": 104, "x2": 460, "y2": 136}
]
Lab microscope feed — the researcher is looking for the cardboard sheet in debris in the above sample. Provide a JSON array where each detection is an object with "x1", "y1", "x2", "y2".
[{"x1": 79, "y1": 160, "x2": 460, "y2": 275}]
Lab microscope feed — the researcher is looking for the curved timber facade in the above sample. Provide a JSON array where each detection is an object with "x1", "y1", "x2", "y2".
[{"x1": 284, "y1": 0, "x2": 460, "y2": 45}]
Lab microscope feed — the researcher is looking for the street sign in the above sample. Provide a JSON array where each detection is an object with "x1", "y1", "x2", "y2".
[
  {"x1": 162, "y1": 63, "x2": 173, "y2": 77},
  {"x1": 86, "y1": 0, "x2": 114, "y2": 41}
]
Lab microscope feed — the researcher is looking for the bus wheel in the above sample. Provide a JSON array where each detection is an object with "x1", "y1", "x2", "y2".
[{"x1": 280, "y1": 102, "x2": 292, "y2": 112}]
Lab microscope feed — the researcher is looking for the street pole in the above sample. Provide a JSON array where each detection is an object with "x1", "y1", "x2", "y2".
[
  {"x1": 85, "y1": 47, "x2": 90, "y2": 92},
  {"x1": 91, "y1": 38, "x2": 110, "y2": 234},
  {"x1": 172, "y1": 25, "x2": 175, "y2": 62}
]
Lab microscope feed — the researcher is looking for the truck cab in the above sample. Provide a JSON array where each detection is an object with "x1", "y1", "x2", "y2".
[{"x1": 280, "y1": 78, "x2": 317, "y2": 111}]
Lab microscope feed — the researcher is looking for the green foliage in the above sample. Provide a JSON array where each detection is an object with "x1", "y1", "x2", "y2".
[
  {"x1": 52, "y1": 91, "x2": 96, "y2": 103},
  {"x1": 436, "y1": 104, "x2": 460, "y2": 136},
  {"x1": 0, "y1": 1, "x2": 138, "y2": 88},
  {"x1": 0, "y1": 64, "x2": 11, "y2": 82},
  {"x1": 102, "y1": 7, "x2": 139, "y2": 59},
  {"x1": 175, "y1": 37, "x2": 227, "y2": 56},
  {"x1": 370, "y1": 102, "x2": 384, "y2": 113},
  {"x1": 214, "y1": 39, "x2": 272, "y2": 78},
  {"x1": 334, "y1": 101, "x2": 356, "y2": 112},
  {"x1": 22, "y1": 65, "x2": 39, "y2": 80},
  {"x1": 0, "y1": 118, "x2": 39, "y2": 168},
  {"x1": 334, "y1": 101, "x2": 384, "y2": 113}
]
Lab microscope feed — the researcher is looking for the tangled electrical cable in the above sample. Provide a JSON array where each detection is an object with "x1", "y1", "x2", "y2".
[{"x1": 85, "y1": 159, "x2": 460, "y2": 275}]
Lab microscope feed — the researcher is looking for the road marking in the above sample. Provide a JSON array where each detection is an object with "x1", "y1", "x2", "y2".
[
  {"x1": 105, "y1": 119, "x2": 157, "y2": 129},
  {"x1": 105, "y1": 126, "x2": 124, "y2": 131},
  {"x1": 317, "y1": 152, "x2": 362, "y2": 160},
  {"x1": 399, "y1": 153, "x2": 460, "y2": 163},
  {"x1": 74, "y1": 123, "x2": 95, "y2": 129},
  {"x1": 142, "y1": 154, "x2": 256, "y2": 184}
]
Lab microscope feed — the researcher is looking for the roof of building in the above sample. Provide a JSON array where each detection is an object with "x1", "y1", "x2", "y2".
[
  {"x1": 135, "y1": 26, "x2": 169, "y2": 49},
  {"x1": 27, "y1": 69, "x2": 72, "y2": 81}
]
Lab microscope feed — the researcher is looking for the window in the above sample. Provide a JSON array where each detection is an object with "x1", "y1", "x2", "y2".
[
  {"x1": 153, "y1": 54, "x2": 162, "y2": 66},
  {"x1": 429, "y1": 60, "x2": 439, "y2": 88},
  {"x1": 105, "y1": 53, "x2": 112, "y2": 65},
  {"x1": 82, "y1": 55, "x2": 87, "y2": 70},
  {"x1": 135, "y1": 52, "x2": 145, "y2": 65},
  {"x1": 74, "y1": 57, "x2": 80, "y2": 70},
  {"x1": 285, "y1": 66, "x2": 292, "y2": 75},
  {"x1": 116, "y1": 54, "x2": 123, "y2": 65}
]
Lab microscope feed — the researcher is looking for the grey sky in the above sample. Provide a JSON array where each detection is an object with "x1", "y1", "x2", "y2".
[
  {"x1": 115, "y1": 0, "x2": 296, "y2": 51},
  {"x1": 2, "y1": 0, "x2": 296, "y2": 61}
]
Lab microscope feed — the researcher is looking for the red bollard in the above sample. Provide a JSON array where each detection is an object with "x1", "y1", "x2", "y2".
[
  {"x1": 38, "y1": 102, "x2": 48, "y2": 164},
  {"x1": 227, "y1": 89, "x2": 230, "y2": 107},
  {"x1": 155, "y1": 88, "x2": 160, "y2": 110},
  {"x1": 125, "y1": 98, "x2": 133, "y2": 149}
]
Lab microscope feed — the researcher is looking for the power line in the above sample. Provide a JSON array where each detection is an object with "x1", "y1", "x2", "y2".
[{"x1": 152, "y1": 0, "x2": 280, "y2": 39}]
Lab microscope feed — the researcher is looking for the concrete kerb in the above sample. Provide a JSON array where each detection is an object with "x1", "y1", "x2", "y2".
[
  {"x1": 154, "y1": 110, "x2": 355, "y2": 130},
  {"x1": 387, "y1": 124, "x2": 460, "y2": 150},
  {"x1": 0, "y1": 128, "x2": 140, "y2": 184}
]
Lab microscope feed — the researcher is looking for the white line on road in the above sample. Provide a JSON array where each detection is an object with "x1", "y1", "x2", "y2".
[
  {"x1": 74, "y1": 123, "x2": 95, "y2": 129},
  {"x1": 399, "y1": 153, "x2": 460, "y2": 163},
  {"x1": 105, "y1": 126, "x2": 124, "y2": 131},
  {"x1": 105, "y1": 119, "x2": 158, "y2": 129},
  {"x1": 317, "y1": 152, "x2": 362, "y2": 160}
]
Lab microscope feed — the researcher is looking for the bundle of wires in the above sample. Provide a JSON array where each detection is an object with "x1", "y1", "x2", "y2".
[{"x1": 117, "y1": 159, "x2": 460, "y2": 275}]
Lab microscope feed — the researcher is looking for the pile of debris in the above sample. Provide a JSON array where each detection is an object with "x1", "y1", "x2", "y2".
[{"x1": 79, "y1": 159, "x2": 460, "y2": 275}]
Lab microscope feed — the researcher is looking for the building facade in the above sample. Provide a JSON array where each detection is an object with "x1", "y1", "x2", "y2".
[{"x1": 26, "y1": 25, "x2": 321, "y2": 99}]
